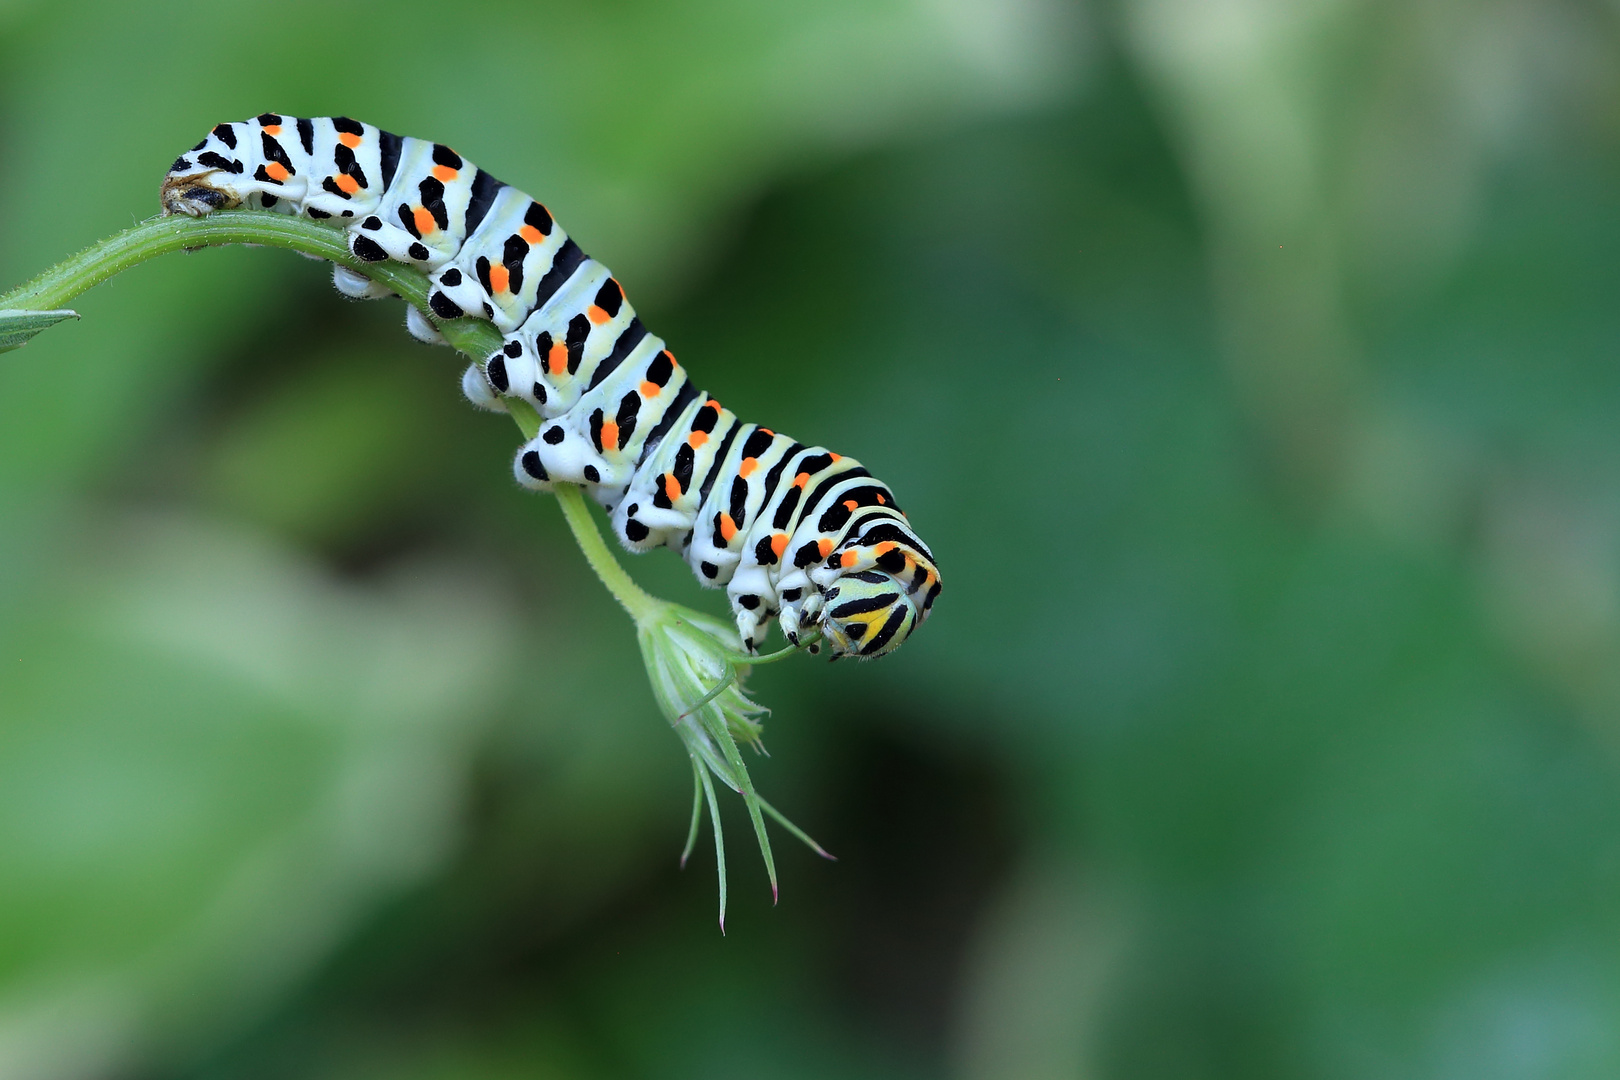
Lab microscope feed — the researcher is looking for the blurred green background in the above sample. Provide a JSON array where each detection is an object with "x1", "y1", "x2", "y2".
[{"x1": 5, "y1": 0, "x2": 1620, "y2": 1077}]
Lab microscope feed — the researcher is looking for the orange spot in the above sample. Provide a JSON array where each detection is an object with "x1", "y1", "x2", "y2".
[
  {"x1": 432, "y1": 164, "x2": 458, "y2": 182},
  {"x1": 793, "y1": 472, "x2": 809, "y2": 488},
  {"x1": 687, "y1": 430, "x2": 708, "y2": 448},
  {"x1": 875, "y1": 541, "x2": 897, "y2": 556},
  {"x1": 262, "y1": 124, "x2": 281, "y2": 136},
  {"x1": 818, "y1": 538, "x2": 833, "y2": 558},
  {"x1": 738, "y1": 457, "x2": 757, "y2": 479},
  {"x1": 760, "y1": 428, "x2": 774, "y2": 436},
  {"x1": 264, "y1": 161, "x2": 289, "y2": 183},
  {"x1": 488, "y1": 263, "x2": 510, "y2": 294},
  {"x1": 664, "y1": 474, "x2": 681, "y2": 501},
  {"x1": 334, "y1": 173, "x2": 360, "y2": 194},
  {"x1": 843, "y1": 499, "x2": 859, "y2": 511},
  {"x1": 840, "y1": 550, "x2": 859, "y2": 568},
  {"x1": 770, "y1": 533, "x2": 788, "y2": 558},
  {"x1": 720, "y1": 514, "x2": 738, "y2": 542},
  {"x1": 586, "y1": 305, "x2": 612, "y2": 325},
  {"x1": 548, "y1": 341, "x2": 568, "y2": 375},
  {"x1": 600, "y1": 420, "x2": 619, "y2": 451},
  {"x1": 829, "y1": 452, "x2": 842, "y2": 462},
  {"x1": 706, "y1": 399, "x2": 721, "y2": 412},
  {"x1": 413, "y1": 206, "x2": 436, "y2": 236},
  {"x1": 875, "y1": 492, "x2": 887, "y2": 504},
  {"x1": 640, "y1": 380, "x2": 660, "y2": 398},
  {"x1": 338, "y1": 132, "x2": 362, "y2": 148},
  {"x1": 518, "y1": 225, "x2": 544, "y2": 244}
]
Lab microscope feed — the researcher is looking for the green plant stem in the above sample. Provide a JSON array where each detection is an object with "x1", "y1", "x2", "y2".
[
  {"x1": 4, "y1": 212, "x2": 387, "y2": 309},
  {"x1": 554, "y1": 484, "x2": 660, "y2": 623},
  {"x1": 0, "y1": 212, "x2": 652, "y2": 615}
]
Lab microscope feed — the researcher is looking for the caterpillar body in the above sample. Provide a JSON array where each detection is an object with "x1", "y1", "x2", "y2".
[{"x1": 161, "y1": 115, "x2": 940, "y2": 659}]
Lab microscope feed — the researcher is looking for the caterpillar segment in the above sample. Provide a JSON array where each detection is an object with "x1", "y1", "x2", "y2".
[{"x1": 161, "y1": 114, "x2": 942, "y2": 658}]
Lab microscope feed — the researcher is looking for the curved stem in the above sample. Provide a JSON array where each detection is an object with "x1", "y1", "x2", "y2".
[
  {"x1": 5, "y1": 212, "x2": 380, "y2": 308},
  {"x1": 0, "y1": 210, "x2": 511, "y2": 358},
  {"x1": 0, "y1": 213, "x2": 644, "y2": 615},
  {"x1": 553, "y1": 484, "x2": 660, "y2": 622}
]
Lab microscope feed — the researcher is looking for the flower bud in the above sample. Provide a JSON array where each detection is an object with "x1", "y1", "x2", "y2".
[{"x1": 632, "y1": 598, "x2": 829, "y2": 931}]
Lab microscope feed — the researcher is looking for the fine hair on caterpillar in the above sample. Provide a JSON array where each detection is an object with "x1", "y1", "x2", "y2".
[{"x1": 163, "y1": 114, "x2": 941, "y2": 659}]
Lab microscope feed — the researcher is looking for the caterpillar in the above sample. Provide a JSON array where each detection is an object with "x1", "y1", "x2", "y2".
[{"x1": 160, "y1": 115, "x2": 940, "y2": 659}]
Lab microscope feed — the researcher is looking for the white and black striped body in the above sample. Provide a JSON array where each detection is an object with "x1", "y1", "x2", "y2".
[{"x1": 161, "y1": 114, "x2": 940, "y2": 658}]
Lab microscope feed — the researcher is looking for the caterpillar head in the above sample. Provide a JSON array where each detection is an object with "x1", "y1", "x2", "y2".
[
  {"x1": 817, "y1": 569, "x2": 922, "y2": 659},
  {"x1": 800, "y1": 521, "x2": 942, "y2": 659}
]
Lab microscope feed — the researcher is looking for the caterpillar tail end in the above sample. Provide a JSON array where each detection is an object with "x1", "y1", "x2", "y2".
[{"x1": 160, "y1": 172, "x2": 237, "y2": 217}]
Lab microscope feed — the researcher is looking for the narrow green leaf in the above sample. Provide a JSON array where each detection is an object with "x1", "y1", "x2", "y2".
[
  {"x1": 680, "y1": 759, "x2": 705, "y2": 869},
  {"x1": 716, "y1": 722, "x2": 778, "y2": 903},
  {"x1": 697, "y1": 765, "x2": 727, "y2": 933},
  {"x1": 758, "y1": 795, "x2": 836, "y2": 861},
  {"x1": 0, "y1": 308, "x2": 79, "y2": 353},
  {"x1": 678, "y1": 663, "x2": 738, "y2": 720}
]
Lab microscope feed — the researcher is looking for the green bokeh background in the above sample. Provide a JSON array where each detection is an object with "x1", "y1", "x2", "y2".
[{"x1": 5, "y1": 1, "x2": 1620, "y2": 1077}]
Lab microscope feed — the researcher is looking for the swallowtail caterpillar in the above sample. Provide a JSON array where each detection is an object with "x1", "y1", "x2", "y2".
[{"x1": 163, "y1": 115, "x2": 941, "y2": 659}]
